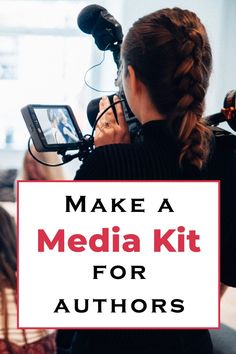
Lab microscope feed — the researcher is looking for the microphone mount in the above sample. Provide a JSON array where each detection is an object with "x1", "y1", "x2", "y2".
[{"x1": 77, "y1": 4, "x2": 123, "y2": 69}]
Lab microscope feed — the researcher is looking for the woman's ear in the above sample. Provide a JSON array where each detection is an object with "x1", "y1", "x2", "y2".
[{"x1": 127, "y1": 65, "x2": 141, "y2": 96}]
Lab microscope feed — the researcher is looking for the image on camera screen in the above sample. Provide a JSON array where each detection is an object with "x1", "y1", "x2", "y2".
[{"x1": 34, "y1": 107, "x2": 80, "y2": 145}]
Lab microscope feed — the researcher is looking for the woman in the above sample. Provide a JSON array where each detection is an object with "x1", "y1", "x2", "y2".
[
  {"x1": 72, "y1": 7, "x2": 213, "y2": 354},
  {"x1": 75, "y1": 8, "x2": 212, "y2": 180},
  {"x1": 0, "y1": 206, "x2": 56, "y2": 353}
]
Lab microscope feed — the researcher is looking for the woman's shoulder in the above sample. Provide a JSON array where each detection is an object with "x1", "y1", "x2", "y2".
[
  {"x1": 84, "y1": 143, "x2": 135, "y2": 165},
  {"x1": 74, "y1": 143, "x2": 136, "y2": 180}
]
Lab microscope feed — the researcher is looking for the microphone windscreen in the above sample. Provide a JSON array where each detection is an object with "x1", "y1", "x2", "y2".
[{"x1": 77, "y1": 4, "x2": 106, "y2": 34}]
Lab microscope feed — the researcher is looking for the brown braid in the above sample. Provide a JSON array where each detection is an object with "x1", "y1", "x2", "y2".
[
  {"x1": 171, "y1": 21, "x2": 212, "y2": 169},
  {"x1": 122, "y1": 7, "x2": 212, "y2": 169}
]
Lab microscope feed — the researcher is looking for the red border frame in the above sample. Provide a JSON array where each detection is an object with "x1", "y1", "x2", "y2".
[{"x1": 16, "y1": 180, "x2": 221, "y2": 330}]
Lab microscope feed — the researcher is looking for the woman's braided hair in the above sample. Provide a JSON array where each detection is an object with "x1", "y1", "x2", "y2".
[{"x1": 122, "y1": 8, "x2": 212, "y2": 169}]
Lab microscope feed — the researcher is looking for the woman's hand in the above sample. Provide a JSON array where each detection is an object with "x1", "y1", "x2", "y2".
[{"x1": 94, "y1": 95, "x2": 130, "y2": 147}]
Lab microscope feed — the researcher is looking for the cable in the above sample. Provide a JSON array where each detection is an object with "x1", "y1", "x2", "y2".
[
  {"x1": 84, "y1": 49, "x2": 116, "y2": 93},
  {"x1": 27, "y1": 100, "x2": 125, "y2": 167},
  {"x1": 27, "y1": 138, "x2": 72, "y2": 167},
  {"x1": 91, "y1": 98, "x2": 125, "y2": 136}
]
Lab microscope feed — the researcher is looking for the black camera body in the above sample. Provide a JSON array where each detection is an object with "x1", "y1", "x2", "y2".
[{"x1": 87, "y1": 90, "x2": 141, "y2": 142}]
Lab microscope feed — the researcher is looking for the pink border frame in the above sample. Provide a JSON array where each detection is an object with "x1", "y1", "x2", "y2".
[{"x1": 16, "y1": 180, "x2": 221, "y2": 330}]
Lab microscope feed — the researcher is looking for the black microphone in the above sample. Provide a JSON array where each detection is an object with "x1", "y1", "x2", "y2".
[
  {"x1": 77, "y1": 4, "x2": 136, "y2": 135},
  {"x1": 77, "y1": 4, "x2": 106, "y2": 34},
  {"x1": 77, "y1": 4, "x2": 123, "y2": 57}
]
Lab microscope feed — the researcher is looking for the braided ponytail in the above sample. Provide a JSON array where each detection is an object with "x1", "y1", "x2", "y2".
[
  {"x1": 122, "y1": 7, "x2": 212, "y2": 169},
  {"x1": 172, "y1": 24, "x2": 212, "y2": 169}
]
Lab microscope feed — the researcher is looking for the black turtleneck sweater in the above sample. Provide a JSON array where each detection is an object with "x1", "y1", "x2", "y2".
[
  {"x1": 67, "y1": 121, "x2": 214, "y2": 354},
  {"x1": 75, "y1": 121, "x2": 236, "y2": 288}
]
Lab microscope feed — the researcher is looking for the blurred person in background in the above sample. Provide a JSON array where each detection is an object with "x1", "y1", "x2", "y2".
[
  {"x1": 0, "y1": 205, "x2": 56, "y2": 353},
  {"x1": 18, "y1": 144, "x2": 66, "y2": 181}
]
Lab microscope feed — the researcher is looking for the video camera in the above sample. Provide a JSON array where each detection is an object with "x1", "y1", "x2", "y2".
[{"x1": 21, "y1": 4, "x2": 236, "y2": 165}]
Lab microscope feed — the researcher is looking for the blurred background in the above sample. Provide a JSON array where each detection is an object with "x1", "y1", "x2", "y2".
[{"x1": 0, "y1": 0, "x2": 235, "y2": 180}]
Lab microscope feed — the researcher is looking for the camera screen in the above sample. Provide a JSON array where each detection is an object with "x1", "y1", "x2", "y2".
[{"x1": 33, "y1": 107, "x2": 80, "y2": 145}]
